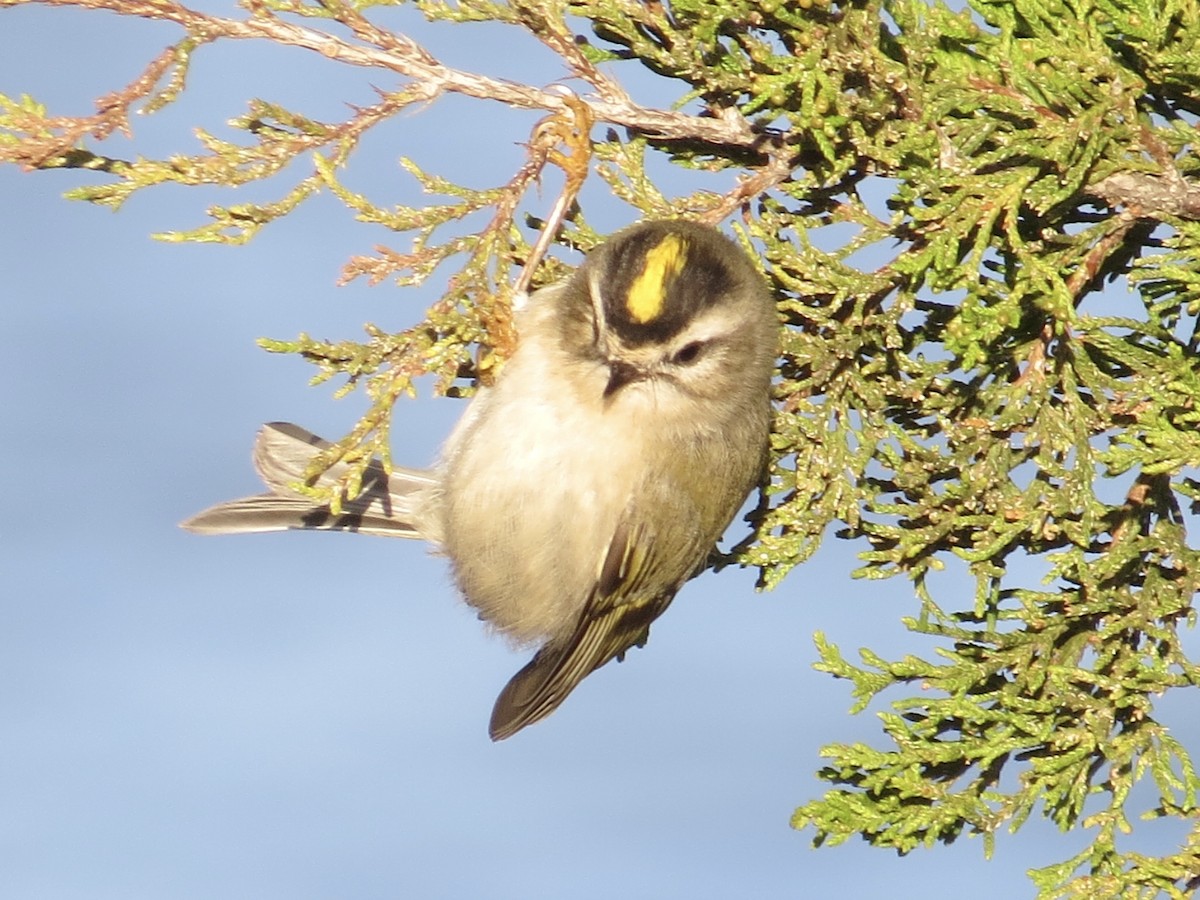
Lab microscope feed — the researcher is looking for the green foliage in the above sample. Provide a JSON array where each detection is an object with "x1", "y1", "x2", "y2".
[{"x1": 3, "y1": 0, "x2": 1200, "y2": 894}]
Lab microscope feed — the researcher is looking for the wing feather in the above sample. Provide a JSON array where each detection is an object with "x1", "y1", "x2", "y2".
[{"x1": 488, "y1": 519, "x2": 681, "y2": 740}]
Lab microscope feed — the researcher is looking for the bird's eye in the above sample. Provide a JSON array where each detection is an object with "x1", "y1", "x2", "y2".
[{"x1": 672, "y1": 341, "x2": 706, "y2": 365}]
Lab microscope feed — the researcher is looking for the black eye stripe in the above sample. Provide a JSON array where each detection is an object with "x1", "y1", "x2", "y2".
[{"x1": 673, "y1": 340, "x2": 705, "y2": 365}]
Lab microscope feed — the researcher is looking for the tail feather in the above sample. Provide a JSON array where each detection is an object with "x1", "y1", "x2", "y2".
[{"x1": 181, "y1": 422, "x2": 435, "y2": 539}]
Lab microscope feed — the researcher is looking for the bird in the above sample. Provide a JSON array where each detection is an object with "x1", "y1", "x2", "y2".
[{"x1": 183, "y1": 219, "x2": 778, "y2": 740}]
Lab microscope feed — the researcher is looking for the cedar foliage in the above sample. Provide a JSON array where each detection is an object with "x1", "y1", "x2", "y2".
[{"x1": 3, "y1": 0, "x2": 1199, "y2": 894}]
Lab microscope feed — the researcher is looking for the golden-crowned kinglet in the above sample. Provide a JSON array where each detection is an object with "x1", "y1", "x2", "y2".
[{"x1": 183, "y1": 220, "x2": 778, "y2": 740}]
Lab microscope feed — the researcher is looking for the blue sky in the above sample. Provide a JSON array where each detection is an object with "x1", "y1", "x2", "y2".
[{"x1": 0, "y1": 3, "x2": 1183, "y2": 898}]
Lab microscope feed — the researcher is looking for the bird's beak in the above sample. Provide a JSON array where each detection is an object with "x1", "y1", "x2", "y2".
[{"x1": 604, "y1": 359, "x2": 643, "y2": 398}]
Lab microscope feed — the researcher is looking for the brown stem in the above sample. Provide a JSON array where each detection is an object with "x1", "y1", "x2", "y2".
[{"x1": 16, "y1": 0, "x2": 763, "y2": 149}]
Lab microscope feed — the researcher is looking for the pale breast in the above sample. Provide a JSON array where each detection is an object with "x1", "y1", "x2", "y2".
[{"x1": 437, "y1": 342, "x2": 640, "y2": 645}]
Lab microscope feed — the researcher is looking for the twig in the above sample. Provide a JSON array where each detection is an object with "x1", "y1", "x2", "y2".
[
  {"x1": 1088, "y1": 171, "x2": 1200, "y2": 220},
  {"x1": 512, "y1": 88, "x2": 594, "y2": 298},
  {"x1": 695, "y1": 143, "x2": 794, "y2": 224},
  {"x1": 0, "y1": 40, "x2": 185, "y2": 167},
  {"x1": 13, "y1": 0, "x2": 763, "y2": 149}
]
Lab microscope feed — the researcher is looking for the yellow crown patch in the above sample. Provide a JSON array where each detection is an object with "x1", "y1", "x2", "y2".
[{"x1": 625, "y1": 233, "x2": 688, "y2": 324}]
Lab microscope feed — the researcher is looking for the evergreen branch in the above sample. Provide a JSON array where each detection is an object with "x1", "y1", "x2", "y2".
[
  {"x1": 0, "y1": 39, "x2": 192, "y2": 168},
  {"x1": 3, "y1": 0, "x2": 766, "y2": 149},
  {"x1": 4, "y1": 0, "x2": 1200, "y2": 894}
]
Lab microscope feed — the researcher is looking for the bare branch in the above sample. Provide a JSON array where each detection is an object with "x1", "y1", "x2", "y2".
[
  {"x1": 694, "y1": 144, "x2": 794, "y2": 224},
  {"x1": 11, "y1": 0, "x2": 764, "y2": 149},
  {"x1": 1089, "y1": 171, "x2": 1200, "y2": 220},
  {"x1": 512, "y1": 88, "x2": 594, "y2": 297}
]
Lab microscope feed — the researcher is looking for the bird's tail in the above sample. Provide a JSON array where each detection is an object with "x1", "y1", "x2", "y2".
[{"x1": 181, "y1": 422, "x2": 436, "y2": 539}]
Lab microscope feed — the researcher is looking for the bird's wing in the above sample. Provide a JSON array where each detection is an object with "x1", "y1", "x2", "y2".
[{"x1": 488, "y1": 513, "x2": 693, "y2": 741}]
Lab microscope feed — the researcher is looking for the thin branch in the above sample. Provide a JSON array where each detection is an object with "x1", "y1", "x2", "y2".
[
  {"x1": 1089, "y1": 171, "x2": 1200, "y2": 220},
  {"x1": 696, "y1": 145, "x2": 794, "y2": 224},
  {"x1": 1064, "y1": 212, "x2": 1139, "y2": 296},
  {"x1": 11, "y1": 0, "x2": 764, "y2": 149},
  {"x1": 1090, "y1": 124, "x2": 1200, "y2": 220},
  {"x1": 0, "y1": 40, "x2": 187, "y2": 167},
  {"x1": 505, "y1": 0, "x2": 633, "y2": 109},
  {"x1": 512, "y1": 88, "x2": 594, "y2": 297}
]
